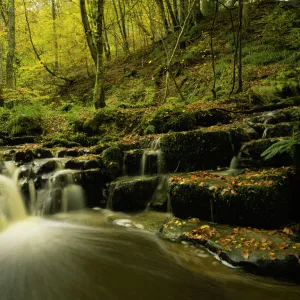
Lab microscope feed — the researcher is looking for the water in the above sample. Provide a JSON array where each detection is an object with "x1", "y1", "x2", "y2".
[
  {"x1": 0, "y1": 171, "x2": 300, "y2": 299},
  {"x1": 38, "y1": 168, "x2": 86, "y2": 215},
  {"x1": 141, "y1": 137, "x2": 163, "y2": 176}
]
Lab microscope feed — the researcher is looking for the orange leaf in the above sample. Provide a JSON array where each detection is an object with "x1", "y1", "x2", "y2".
[
  {"x1": 283, "y1": 227, "x2": 293, "y2": 235},
  {"x1": 242, "y1": 249, "x2": 249, "y2": 260}
]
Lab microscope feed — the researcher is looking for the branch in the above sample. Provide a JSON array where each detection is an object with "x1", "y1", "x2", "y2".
[{"x1": 22, "y1": 0, "x2": 71, "y2": 83}]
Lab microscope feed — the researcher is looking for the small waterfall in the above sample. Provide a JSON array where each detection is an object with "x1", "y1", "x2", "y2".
[
  {"x1": 141, "y1": 137, "x2": 163, "y2": 176},
  {"x1": 262, "y1": 111, "x2": 275, "y2": 139},
  {"x1": 62, "y1": 184, "x2": 85, "y2": 212},
  {"x1": 28, "y1": 179, "x2": 37, "y2": 215},
  {"x1": 106, "y1": 181, "x2": 119, "y2": 210},
  {"x1": 151, "y1": 175, "x2": 172, "y2": 215},
  {"x1": 39, "y1": 168, "x2": 85, "y2": 215},
  {"x1": 0, "y1": 174, "x2": 27, "y2": 222}
]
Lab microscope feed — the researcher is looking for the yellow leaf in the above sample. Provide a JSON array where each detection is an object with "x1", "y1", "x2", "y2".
[{"x1": 200, "y1": 225, "x2": 210, "y2": 229}]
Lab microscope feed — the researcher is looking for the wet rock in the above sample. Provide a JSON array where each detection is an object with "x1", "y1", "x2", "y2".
[
  {"x1": 33, "y1": 148, "x2": 53, "y2": 159},
  {"x1": 239, "y1": 138, "x2": 293, "y2": 168},
  {"x1": 122, "y1": 149, "x2": 143, "y2": 176},
  {"x1": 5, "y1": 136, "x2": 37, "y2": 145},
  {"x1": 194, "y1": 109, "x2": 231, "y2": 127},
  {"x1": 15, "y1": 150, "x2": 34, "y2": 163},
  {"x1": 252, "y1": 122, "x2": 295, "y2": 139},
  {"x1": 32, "y1": 160, "x2": 58, "y2": 175},
  {"x1": 168, "y1": 167, "x2": 298, "y2": 228},
  {"x1": 102, "y1": 146, "x2": 123, "y2": 179},
  {"x1": 160, "y1": 129, "x2": 234, "y2": 173},
  {"x1": 105, "y1": 176, "x2": 159, "y2": 211},
  {"x1": 159, "y1": 217, "x2": 300, "y2": 281}
]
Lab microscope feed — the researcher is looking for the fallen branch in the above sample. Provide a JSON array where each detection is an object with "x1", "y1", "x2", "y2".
[{"x1": 216, "y1": 97, "x2": 300, "y2": 114}]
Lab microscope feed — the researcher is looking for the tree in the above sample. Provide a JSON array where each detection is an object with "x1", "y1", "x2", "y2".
[
  {"x1": 91, "y1": 0, "x2": 106, "y2": 108},
  {"x1": 6, "y1": 0, "x2": 15, "y2": 88}
]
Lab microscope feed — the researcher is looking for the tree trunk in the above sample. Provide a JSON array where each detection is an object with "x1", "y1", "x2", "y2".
[
  {"x1": 51, "y1": 0, "x2": 59, "y2": 70},
  {"x1": 155, "y1": 0, "x2": 169, "y2": 33},
  {"x1": 79, "y1": 0, "x2": 97, "y2": 65},
  {"x1": 237, "y1": 0, "x2": 243, "y2": 93},
  {"x1": 6, "y1": 0, "x2": 15, "y2": 88},
  {"x1": 0, "y1": 13, "x2": 4, "y2": 106},
  {"x1": 165, "y1": 0, "x2": 178, "y2": 29},
  {"x1": 93, "y1": 0, "x2": 105, "y2": 109}
]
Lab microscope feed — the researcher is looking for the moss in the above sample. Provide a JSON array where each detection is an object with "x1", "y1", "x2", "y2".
[
  {"x1": 160, "y1": 129, "x2": 234, "y2": 172},
  {"x1": 43, "y1": 138, "x2": 80, "y2": 148},
  {"x1": 102, "y1": 146, "x2": 123, "y2": 179},
  {"x1": 7, "y1": 115, "x2": 42, "y2": 137},
  {"x1": 140, "y1": 108, "x2": 196, "y2": 135}
]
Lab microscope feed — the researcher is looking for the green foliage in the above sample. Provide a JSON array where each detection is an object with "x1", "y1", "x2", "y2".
[
  {"x1": 261, "y1": 126, "x2": 300, "y2": 163},
  {"x1": 140, "y1": 107, "x2": 196, "y2": 135},
  {"x1": 261, "y1": 138, "x2": 295, "y2": 160},
  {"x1": 244, "y1": 51, "x2": 286, "y2": 66},
  {"x1": 0, "y1": 102, "x2": 43, "y2": 137},
  {"x1": 261, "y1": 5, "x2": 298, "y2": 49}
]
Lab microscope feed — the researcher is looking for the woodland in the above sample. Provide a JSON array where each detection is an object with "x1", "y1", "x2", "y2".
[{"x1": 0, "y1": 0, "x2": 300, "y2": 282}]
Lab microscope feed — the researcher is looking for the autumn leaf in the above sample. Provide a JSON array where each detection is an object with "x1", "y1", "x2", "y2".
[
  {"x1": 282, "y1": 227, "x2": 293, "y2": 235},
  {"x1": 269, "y1": 252, "x2": 277, "y2": 260},
  {"x1": 200, "y1": 225, "x2": 210, "y2": 229},
  {"x1": 242, "y1": 249, "x2": 249, "y2": 260},
  {"x1": 279, "y1": 242, "x2": 289, "y2": 250}
]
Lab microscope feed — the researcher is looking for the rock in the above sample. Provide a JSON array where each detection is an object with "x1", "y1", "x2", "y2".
[
  {"x1": 159, "y1": 217, "x2": 300, "y2": 281},
  {"x1": 239, "y1": 138, "x2": 293, "y2": 168},
  {"x1": 15, "y1": 150, "x2": 33, "y2": 163},
  {"x1": 33, "y1": 148, "x2": 53, "y2": 159},
  {"x1": 104, "y1": 176, "x2": 159, "y2": 211},
  {"x1": 168, "y1": 167, "x2": 299, "y2": 228},
  {"x1": 160, "y1": 129, "x2": 234, "y2": 172}
]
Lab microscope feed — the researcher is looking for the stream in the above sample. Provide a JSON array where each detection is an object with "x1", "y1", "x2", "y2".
[{"x1": 0, "y1": 209, "x2": 299, "y2": 300}]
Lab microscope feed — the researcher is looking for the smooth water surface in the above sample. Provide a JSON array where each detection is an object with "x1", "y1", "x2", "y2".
[{"x1": 0, "y1": 211, "x2": 300, "y2": 300}]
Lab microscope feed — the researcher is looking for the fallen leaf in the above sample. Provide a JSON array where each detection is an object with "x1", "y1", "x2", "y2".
[{"x1": 283, "y1": 227, "x2": 293, "y2": 235}]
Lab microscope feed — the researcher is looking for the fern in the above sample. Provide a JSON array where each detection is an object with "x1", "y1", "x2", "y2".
[{"x1": 261, "y1": 139, "x2": 295, "y2": 160}]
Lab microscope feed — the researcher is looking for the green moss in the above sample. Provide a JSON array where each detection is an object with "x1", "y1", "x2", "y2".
[{"x1": 140, "y1": 108, "x2": 196, "y2": 135}]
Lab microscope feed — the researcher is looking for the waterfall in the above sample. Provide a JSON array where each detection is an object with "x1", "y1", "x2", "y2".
[
  {"x1": 40, "y1": 168, "x2": 85, "y2": 215},
  {"x1": 141, "y1": 137, "x2": 163, "y2": 176},
  {"x1": 0, "y1": 174, "x2": 27, "y2": 223}
]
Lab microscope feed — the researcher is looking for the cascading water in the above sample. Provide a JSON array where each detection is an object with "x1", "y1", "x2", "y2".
[
  {"x1": 0, "y1": 174, "x2": 27, "y2": 224},
  {"x1": 39, "y1": 168, "x2": 85, "y2": 215},
  {"x1": 141, "y1": 137, "x2": 164, "y2": 176}
]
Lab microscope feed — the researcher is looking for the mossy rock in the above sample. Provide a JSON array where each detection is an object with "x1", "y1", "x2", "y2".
[
  {"x1": 159, "y1": 217, "x2": 300, "y2": 281},
  {"x1": 102, "y1": 146, "x2": 123, "y2": 179},
  {"x1": 8, "y1": 115, "x2": 42, "y2": 137},
  {"x1": 160, "y1": 129, "x2": 234, "y2": 172},
  {"x1": 82, "y1": 109, "x2": 125, "y2": 136},
  {"x1": 139, "y1": 108, "x2": 196, "y2": 135},
  {"x1": 168, "y1": 167, "x2": 298, "y2": 228},
  {"x1": 105, "y1": 176, "x2": 159, "y2": 211},
  {"x1": 239, "y1": 138, "x2": 293, "y2": 168},
  {"x1": 43, "y1": 138, "x2": 80, "y2": 148}
]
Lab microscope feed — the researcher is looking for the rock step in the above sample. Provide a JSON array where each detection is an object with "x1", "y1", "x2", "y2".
[
  {"x1": 168, "y1": 167, "x2": 299, "y2": 228},
  {"x1": 238, "y1": 137, "x2": 297, "y2": 169},
  {"x1": 103, "y1": 176, "x2": 165, "y2": 212},
  {"x1": 159, "y1": 217, "x2": 300, "y2": 281}
]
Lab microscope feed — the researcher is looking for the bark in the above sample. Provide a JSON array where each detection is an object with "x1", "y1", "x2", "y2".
[
  {"x1": 155, "y1": 0, "x2": 170, "y2": 33},
  {"x1": 236, "y1": 0, "x2": 243, "y2": 93},
  {"x1": 51, "y1": 0, "x2": 59, "y2": 70},
  {"x1": 79, "y1": 0, "x2": 97, "y2": 65},
  {"x1": 0, "y1": 11, "x2": 4, "y2": 106},
  {"x1": 210, "y1": 0, "x2": 219, "y2": 99},
  {"x1": 93, "y1": 0, "x2": 105, "y2": 109},
  {"x1": 6, "y1": 0, "x2": 15, "y2": 88},
  {"x1": 165, "y1": 0, "x2": 178, "y2": 29}
]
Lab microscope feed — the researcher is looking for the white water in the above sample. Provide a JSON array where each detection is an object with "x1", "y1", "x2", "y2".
[
  {"x1": 141, "y1": 137, "x2": 163, "y2": 176},
  {"x1": 0, "y1": 174, "x2": 27, "y2": 223}
]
